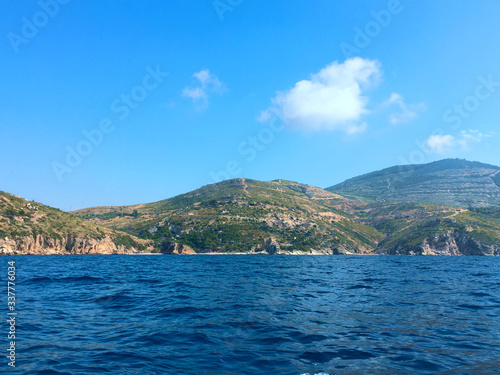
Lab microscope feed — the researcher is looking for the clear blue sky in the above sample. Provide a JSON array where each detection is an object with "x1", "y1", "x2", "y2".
[{"x1": 1, "y1": 0, "x2": 500, "y2": 211}]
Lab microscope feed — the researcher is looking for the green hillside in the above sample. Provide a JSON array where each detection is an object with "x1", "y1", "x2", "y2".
[
  {"x1": 327, "y1": 159, "x2": 500, "y2": 208},
  {"x1": 73, "y1": 177, "x2": 500, "y2": 255},
  {"x1": 3, "y1": 158, "x2": 499, "y2": 256},
  {"x1": 352, "y1": 202, "x2": 500, "y2": 255},
  {"x1": 73, "y1": 178, "x2": 383, "y2": 254},
  {"x1": 0, "y1": 190, "x2": 150, "y2": 254}
]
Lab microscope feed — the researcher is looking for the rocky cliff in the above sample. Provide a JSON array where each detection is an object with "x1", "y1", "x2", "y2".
[
  {"x1": 0, "y1": 190, "x2": 150, "y2": 255},
  {"x1": 249, "y1": 237, "x2": 348, "y2": 255},
  {"x1": 160, "y1": 242, "x2": 196, "y2": 254},
  {"x1": 381, "y1": 230, "x2": 500, "y2": 256},
  {"x1": 0, "y1": 235, "x2": 136, "y2": 255},
  {"x1": 251, "y1": 237, "x2": 281, "y2": 254}
]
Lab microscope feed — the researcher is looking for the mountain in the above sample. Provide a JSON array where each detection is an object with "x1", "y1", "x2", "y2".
[
  {"x1": 0, "y1": 190, "x2": 151, "y2": 255},
  {"x1": 73, "y1": 178, "x2": 383, "y2": 255},
  {"x1": 327, "y1": 159, "x2": 500, "y2": 208},
  {"x1": 3, "y1": 158, "x2": 499, "y2": 256},
  {"x1": 72, "y1": 178, "x2": 500, "y2": 256}
]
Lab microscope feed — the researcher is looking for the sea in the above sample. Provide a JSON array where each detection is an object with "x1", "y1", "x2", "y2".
[{"x1": 2, "y1": 255, "x2": 500, "y2": 374}]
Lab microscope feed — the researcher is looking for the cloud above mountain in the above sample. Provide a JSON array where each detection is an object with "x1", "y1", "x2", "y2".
[
  {"x1": 382, "y1": 93, "x2": 426, "y2": 125},
  {"x1": 182, "y1": 70, "x2": 226, "y2": 110},
  {"x1": 259, "y1": 58, "x2": 381, "y2": 134},
  {"x1": 426, "y1": 130, "x2": 494, "y2": 154}
]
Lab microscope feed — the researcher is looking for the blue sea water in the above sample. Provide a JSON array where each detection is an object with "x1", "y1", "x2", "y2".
[{"x1": 2, "y1": 255, "x2": 500, "y2": 374}]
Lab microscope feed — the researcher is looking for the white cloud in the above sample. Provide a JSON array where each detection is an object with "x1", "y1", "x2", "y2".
[
  {"x1": 259, "y1": 57, "x2": 381, "y2": 133},
  {"x1": 426, "y1": 130, "x2": 494, "y2": 154},
  {"x1": 458, "y1": 129, "x2": 493, "y2": 149},
  {"x1": 182, "y1": 70, "x2": 226, "y2": 110},
  {"x1": 383, "y1": 93, "x2": 426, "y2": 125},
  {"x1": 426, "y1": 134, "x2": 456, "y2": 154}
]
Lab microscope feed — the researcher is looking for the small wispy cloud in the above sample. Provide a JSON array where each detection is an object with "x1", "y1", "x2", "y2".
[
  {"x1": 383, "y1": 93, "x2": 426, "y2": 125},
  {"x1": 258, "y1": 57, "x2": 381, "y2": 134},
  {"x1": 426, "y1": 129, "x2": 494, "y2": 154},
  {"x1": 426, "y1": 134, "x2": 456, "y2": 154},
  {"x1": 182, "y1": 70, "x2": 226, "y2": 110}
]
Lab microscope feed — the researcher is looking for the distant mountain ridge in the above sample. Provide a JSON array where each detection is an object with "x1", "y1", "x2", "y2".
[
  {"x1": 327, "y1": 159, "x2": 500, "y2": 208},
  {"x1": 72, "y1": 176, "x2": 500, "y2": 256},
  {"x1": 2, "y1": 159, "x2": 500, "y2": 256}
]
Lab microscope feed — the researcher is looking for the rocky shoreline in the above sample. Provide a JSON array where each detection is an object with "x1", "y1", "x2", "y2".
[
  {"x1": 2, "y1": 234, "x2": 499, "y2": 256},
  {"x1": 0, "y1": 235, "x2": 137, "y2": 255}
]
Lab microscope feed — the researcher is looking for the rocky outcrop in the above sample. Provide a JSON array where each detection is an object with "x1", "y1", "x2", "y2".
[
  {"x1": 285, "y1": 248, "x2": 343, "y2": 255},
  {"x1": 249, "y1": 238, "x2": 348, "y2": 255},
  {"x1": 0, "y1": 235, "x2": 134, "y2": 255},
  {"x1": 381, "y1": 230, "x2": 500, "y2": 256},
  {"x1": 160, "y1": 242, "x2": 196, "y2": 255},
  {"x1": 252, "y1": 238, "x2": 281, "y2": 254}
]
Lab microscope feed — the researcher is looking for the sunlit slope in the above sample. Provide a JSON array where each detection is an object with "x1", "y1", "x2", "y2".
[
  {"x1": 327, "y1": 159, "x2": 500, "y2": 208},
  {"x1": 0, "y1": 190, "x2": 150, "y2": 254},
  {"x1": 73, "y1": 178, "x2": 500, "y2": 255},
  {"x1": 73, "y1": 178, "x2": 383, "y2": 254}
]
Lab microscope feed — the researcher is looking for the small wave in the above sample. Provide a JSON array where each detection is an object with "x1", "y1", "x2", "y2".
[
  {"x1": 458, "y1": 304, "x2": 486, "y2": 310},
  {"x1": 25, "y1": 276, "x2": 53, "y2": 284},
  {"x1": 171, "y1": 281, "x2": 196, "y2": 288},
  {"x1": 173, "y1": 294, "x2": 191, "y2": 300},
  {"x1": 300, "y1": 349, "x2": 375, "y2": 362},
  {"x1": 404, "y1": 359, "x2": 444, "y2": 372},
  {"x1": 94, "y1": 293, "x2": 134, "y2": 308},
  {"x1": 450, "y1": 342, "x2": 483, "y2": 350},
  {"x1": 470, "y1": 292, "x2": 491, "y2": 297},
  {"x1": 21, "y1": 369, "x2": 74, "y2": 375},
  {"x1": 347, "y1": 284, "x2": 373, "y2": 290},
  {"x1": 17, "y1": 323, "x2": 42, "y2": 332},
  {"x1": 135, "y1": 277, "x2": 160, "y2": 284},
  {"x1": 135, "y1": 333, "x2": 172, "y2": 345},
  {"x1": 249, "y1": 335, "x2": 294, "y2": 345},
  {"x1": 298, "y1": 334, "x2": 329, "y2": 344},
  {"x1": 25, "y1": 275, "x2": 104, "y2": 284},
  {"x1": 157, "y1": 306, "x2": 211, "y2": 317},
  {"x1": 90, "y1": 350, "x2": 151, "y2": 364},
  {"x1": 61, "y1": 276, "x2": 104, "y2": 282},
  {"x1": 471, "y1": 272, "x2": 491, "y2": 277}
]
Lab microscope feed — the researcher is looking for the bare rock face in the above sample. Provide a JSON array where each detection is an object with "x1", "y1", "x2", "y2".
[
  {"x1": 64, "y1": 236, "x2": 131, "y2": 255},
  {"x1": 161, "y1": 242, "x2": 196, "y2": 255},
  {"x1": 250, "y1": 239, "x2": 350, "y2": 255},
  {"x1": 253, "y1": 238, "x2": 281, "y2": 254},
  {"x1": 0, "y1": 235, "x2": 134, "y2": 255},
  {"x1": 0, "y1": 237, "x2": 19, "y2": 255},
  {"x1": 383, "y1": 230, "x2": 500, "y2": 256}
]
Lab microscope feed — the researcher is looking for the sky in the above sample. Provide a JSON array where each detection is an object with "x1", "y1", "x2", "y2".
[{"x1": 1, "y1": 0, "x2": 500, "y2": 211}]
